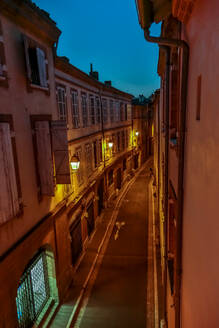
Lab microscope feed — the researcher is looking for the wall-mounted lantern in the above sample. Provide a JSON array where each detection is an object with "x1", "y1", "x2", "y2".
[
  {"x1": 70, "y1": 155, "x2": 80, "y2": 171},
  {"x1": 108, "y1": 142, "x2": 113, "y2": 148},
  {"x1": 135, "y1": 131, "x2": 139, "y2": 136}
]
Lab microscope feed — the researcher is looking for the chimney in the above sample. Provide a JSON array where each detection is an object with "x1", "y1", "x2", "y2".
[
  {"x1": 104, "y1": 80, "x2": 112, "y2": 87},
  {"x1": 89, "y1": 63, "x2": 99, "y2": 81}
]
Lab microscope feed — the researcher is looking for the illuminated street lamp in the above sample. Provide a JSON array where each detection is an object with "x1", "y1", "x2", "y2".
[
  {"x1": 70, "y1": 155, "x2": 80, "y2": 171},
  {"x1": 135, "y1": 131, "x2": 139, "y2": 136},
  {"x1": 108, "y1": 142, "x2": 113, "y2": 148}
]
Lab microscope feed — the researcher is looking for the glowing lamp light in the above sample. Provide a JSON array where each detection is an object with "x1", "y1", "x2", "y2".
[
  {"x1": 108, "y1": 142, "x2": 113, "y2": 148},
  {"x1": 135, "y1": 131, "x2": 139, "y2": 136},
  {"x1": 70, "y1": 155, "x2": 80, "y2": 171}
]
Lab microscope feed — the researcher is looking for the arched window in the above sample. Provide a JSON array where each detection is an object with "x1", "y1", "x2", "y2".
[{"x1": 16, "y1": 248, "x2": 58, "y2": 328}]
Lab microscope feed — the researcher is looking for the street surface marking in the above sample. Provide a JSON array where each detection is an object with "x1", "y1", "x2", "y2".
[{"x1": 114, "y1": 221, "x2": 125, "y2": 240}]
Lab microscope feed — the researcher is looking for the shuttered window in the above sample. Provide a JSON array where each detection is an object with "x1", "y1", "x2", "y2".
[
  {"x1": 71, "y1": 90, "x2": 80, "y2": 128},
  {"x1": 23, "y1": 35, "x2": 48, "y2": 88},
  {"x1": 57, "y1": 86, "x2": 67, "y2": 121},
  {"x1": 35, "y1": 121, "x2": 54, "y2": 196},
  {"x1": 0, "y1": 123, "x2": 19, "y2": 224},
  {"x1": 51, "y1": 120, "x2": 71, "y2": 184},
  {"x1": 89, "y1": 95, "x2": 95, "y2": 125}
]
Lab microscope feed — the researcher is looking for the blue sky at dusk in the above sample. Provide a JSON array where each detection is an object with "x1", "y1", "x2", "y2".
[{"x1": 34, "y1": 0, "x2": 161, "y2": 97}]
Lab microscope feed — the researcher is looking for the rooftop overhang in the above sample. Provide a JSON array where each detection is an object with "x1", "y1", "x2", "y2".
[{"x1": 136, "y1": 0, "x2": 172, "y2": 29}]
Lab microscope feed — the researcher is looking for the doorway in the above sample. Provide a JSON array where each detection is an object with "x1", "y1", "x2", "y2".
[
  {"x1": 116, "y1": 168, "x2": 122, "y2": 190},
  {"x1": 87, "y1": 201, "x2": 94, "y2": 237},
  {"x1": 70, "y1": 215, "x2": 82, "y2": 266}
]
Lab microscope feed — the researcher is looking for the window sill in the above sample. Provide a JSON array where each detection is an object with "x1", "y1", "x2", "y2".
[{"x1": 30, "y1": 83, "x2": 49, "y2": 91}]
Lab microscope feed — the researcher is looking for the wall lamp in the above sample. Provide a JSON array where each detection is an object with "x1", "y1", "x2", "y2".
[{"x1": 70, "y1": 155, "x2": 80, "y2": 171}]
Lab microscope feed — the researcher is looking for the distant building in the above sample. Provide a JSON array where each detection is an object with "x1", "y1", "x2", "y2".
[{"x1": 0, "y1": 1, "x2": 150, "y2": 327}]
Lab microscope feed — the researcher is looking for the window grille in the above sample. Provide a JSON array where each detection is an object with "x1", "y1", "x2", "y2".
[
  {"x1": 16, "y1": 252, "x2": 50, "y2": 328},
  {"x1": 71, "y1": 90, "x2": 80, "y2": 128},
  {"x1": 57, "y1": 87, "x2": 67, "y2": 121}
]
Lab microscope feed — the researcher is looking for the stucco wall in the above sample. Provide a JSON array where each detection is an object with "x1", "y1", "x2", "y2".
[{"x1": 182, "y1": 0, "x2": 219, "y2": 326}]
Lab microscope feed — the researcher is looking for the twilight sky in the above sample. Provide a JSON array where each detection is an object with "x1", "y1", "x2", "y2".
[{"x1": 34, "y1": 0, "x2": 161, "y2": 97}]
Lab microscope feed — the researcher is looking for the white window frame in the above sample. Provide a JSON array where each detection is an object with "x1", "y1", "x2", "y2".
[
  {"x1": 71, "y1": 89, "x2": 80, "y2": 128},
  {"x1": 57, "y1": 86, "x2": 67, "y2": 121}
]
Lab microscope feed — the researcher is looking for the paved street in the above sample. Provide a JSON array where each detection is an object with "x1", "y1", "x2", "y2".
[{"x1": 50, "y1": 164, "x2": 156, "y2": 328}]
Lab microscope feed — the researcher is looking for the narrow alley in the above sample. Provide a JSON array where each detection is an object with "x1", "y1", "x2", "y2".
[{"x1": 50, "y1": 162, "x2": 157, "y2": 328}]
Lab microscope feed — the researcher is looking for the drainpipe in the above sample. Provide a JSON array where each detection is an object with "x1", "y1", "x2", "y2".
[
  {"x1": 160, "y1": 45, "x2": 170, "y2": 324},
  {"x1": 144, "y1": 28, "x2": 189, "y2": 328}
]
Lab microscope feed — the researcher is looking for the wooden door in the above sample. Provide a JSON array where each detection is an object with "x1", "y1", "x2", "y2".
[
  {"x1": 87, "y1": 202, "x2": 94, "y2": 237},
  {"x1": 70, "y1": 215, "x2": 82, "y2": 266}
]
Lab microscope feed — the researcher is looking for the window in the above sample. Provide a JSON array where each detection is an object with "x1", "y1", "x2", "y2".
[
  {"x1": 23, "y1": 36, "x2": 48, "y2": 88},
  {"x1": 109, "y1": 100, "x2": 114, "y2": 123},
  {"x1": 123, "y1": 158, "x2": 127, "y2": 171},
  {"x1": 121, "y1": 131, "x2": 125, "y2": 150},
  {"x1": 98, "y1": 139, "x2": 103, "y2": 163},
  {"x1": 89, "y1": 95, "x2": 95, "y2": 125},
  {"x1": 117, "y1": 132, "x2": 120, "y2": 152},
  {"x1": 0, "y1": 119, "x2": 21, "y2": 224},
  {"x1": 102, "y1": 98, "x2": 108, "y2": 123},
  {"x1": 16, "y1": 249, "x2": 58, "y2": 328},
  {"x1": 71, "y1": 90, "x2": 80, "y2": 128},
  {"x1": 120, "y1": 102, "x2": 124, "y2": 121},
  {"x1": 96, "y1": 96, "x2": 101, "y2": 124},
  {"x1": 124, "y1": 104, "x2": 128, "y2": 121},
  {"x1": 85, "y1": 143, "x2": 92, "y2": 177},
  {"x1": 112, "y1": 134, "x2": 116, "y2": 154},
  {"x1": 0, "y1": 20, "x2": 8, "y2": 87},
  {"x1": 81, "y1": 93, "x2": 88, "y2": 127},
  {"x1": 57, "y1": 86, "x2": 67, "y2": 121},
  {"x1": 76, "y1": 147, "x2": 83, "y2": 185},
  {"x1": 93, "y1": 140, "x2": 98, "y2": 168},
  {"x1": 108, "y1": 169, "x2": 113, "y2": 186},
  {"x1": 115, "y1": 101, "x2": 120, "y2": 122},
  {"x1": 125, "y1": 130, "x2": 129, "y2": 148}
]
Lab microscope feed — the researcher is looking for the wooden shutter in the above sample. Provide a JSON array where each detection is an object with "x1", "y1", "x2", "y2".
[
  {"x1": 23, "y1": 35, "x2": 31, "y2": 82},
  {"x1": 36, "y1": 47, "x2": 47, "y2": 87},
  {"x1": 35, "y1": 121, "x2": 54, "y2": 195},
  {"x1": 0, "y1": 123, "x2": 19, "y2": 224},
  {"x1": 51, "y1": 120, "x2": 71, "y2": 184}
]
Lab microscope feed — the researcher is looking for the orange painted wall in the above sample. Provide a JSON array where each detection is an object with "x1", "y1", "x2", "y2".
[{"x1": 181, "y1": 0, "x2": 219, "y2": 326}]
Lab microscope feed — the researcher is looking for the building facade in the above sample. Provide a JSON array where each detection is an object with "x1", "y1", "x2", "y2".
[
  {"x1": 136, "y1": 0, "x2": 219, "y2": 327},
  {"x1": 0, "y1": 1, "x2": 150, "y2": 327}
]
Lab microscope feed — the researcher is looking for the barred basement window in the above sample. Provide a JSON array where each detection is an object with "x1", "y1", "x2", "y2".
[{"x1": 16, "y1": 250, "x2": 58, "y2": 328}]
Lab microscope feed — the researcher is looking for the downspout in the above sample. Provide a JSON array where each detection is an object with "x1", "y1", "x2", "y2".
[
  {"x1": 160, "y1": 45, "x2": 170, "y2": 324},
  {"x1": 144, "y1": 28, "x2": 189, "y2": 328}
]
